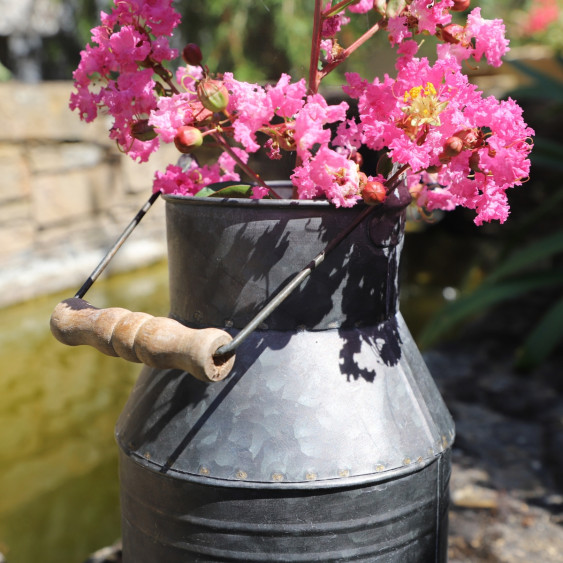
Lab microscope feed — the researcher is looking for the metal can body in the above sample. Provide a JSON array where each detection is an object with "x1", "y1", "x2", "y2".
[
  {"x1": 116, "y1": 185, "x2": 454, "y2": 562},
  {"x1": 119, "y1": 449, "x2": 451, "y2": 562}
]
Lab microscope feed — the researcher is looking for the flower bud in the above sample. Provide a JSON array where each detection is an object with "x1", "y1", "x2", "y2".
[
  {"x1": 454, "y1": 128, "x2": 480, "y2": 149},
  {"x1": 197, "y1": 78, "x2": 229, "y2": 113},
  {"x1": 443, "y1": 136, "x2": 464, "y2": 157},
  {"x1": 351, "y1": 151, "x2": 363, "y2": 167},
  {"x1": 362, "y1": 180, "x2": 387, "y2": 205},
  {"x1": 440, "y1": 23, "x2": 465, "y2": 44},
  {"x1": 131, "y1": 119, "x2": 157, "y2": 141},
  {"x1": 174, "y1": 126, "x2": 203, "y2": 153},
  {"x1": 451, "y1": 0, "x2": 470, "y2": 11},
  {"x1": 182, "y1": 43, "x2": 203, "y2": 66}
]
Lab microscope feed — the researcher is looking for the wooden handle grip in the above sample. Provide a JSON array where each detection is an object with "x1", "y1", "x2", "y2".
[{"x1": 50, "y1": 298, "x2": 235, "y2": 382}]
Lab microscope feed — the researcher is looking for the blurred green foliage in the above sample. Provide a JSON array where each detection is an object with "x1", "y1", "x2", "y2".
[
  {"x1": 174, "y1": 1, "x2": 390, "y2": 83},
  {"x1": 478, "y1": 0, "x2": 563, "y2": 53},
  {"x1": 27, "y1": 1, "x2": 563, "y2": 81},
  {"x1": 34, "y1": 0, "x2": 391, "y2": 82}
]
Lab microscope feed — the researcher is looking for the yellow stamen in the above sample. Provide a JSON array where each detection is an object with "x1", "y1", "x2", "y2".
[{"x1": 401, "y1": 82, "x2": 448, "y2": 131}]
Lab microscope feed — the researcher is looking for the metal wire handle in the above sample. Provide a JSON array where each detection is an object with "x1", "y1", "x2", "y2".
[{"x1": 213, "y1": 203, "x2": 378, "y2": 357}]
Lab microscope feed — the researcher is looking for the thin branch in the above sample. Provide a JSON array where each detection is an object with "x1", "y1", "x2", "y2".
[
  {"x1": 153, "y1": 63, "x2": 180, "y2": 95},
  {"x1": 308, "y1": 0, "x2": 324, "y2": 95},
  {"x1": 385, "y1": 163, "x2": 410, "y2": 194}
]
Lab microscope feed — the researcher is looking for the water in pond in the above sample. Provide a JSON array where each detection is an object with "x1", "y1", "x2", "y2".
[{"x1": 0, "y1": 261, "x2": 170, "y2": 563}]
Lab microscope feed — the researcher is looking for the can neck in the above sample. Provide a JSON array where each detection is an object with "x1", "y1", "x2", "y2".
[{"x1": 164, "y1": 191, "x2": 407, "y2": 331}]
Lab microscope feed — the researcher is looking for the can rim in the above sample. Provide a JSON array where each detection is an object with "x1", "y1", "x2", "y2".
[{"x1": 120, "y1": 447, "x2": 452, "y2": 490}]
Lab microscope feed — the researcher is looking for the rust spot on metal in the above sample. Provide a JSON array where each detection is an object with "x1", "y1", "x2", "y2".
[
  {"x1": 403, "y1": 457, "x2": 412, "y2": 466},
  {"x1": 199, "y1": 466, "x2": 210, "y2": 476},
  {"x1": 143, "y1": 452, "x2": 151, "y2": 460}
]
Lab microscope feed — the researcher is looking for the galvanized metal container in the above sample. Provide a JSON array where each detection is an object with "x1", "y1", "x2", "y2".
[{"x1": 115, "y1": 183, "x2": 455, "y2": 562}]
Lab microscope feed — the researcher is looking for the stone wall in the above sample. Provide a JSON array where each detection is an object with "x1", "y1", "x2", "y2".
[{"x1": 0, "y1": 81, "x2": 178, "y2": 308}]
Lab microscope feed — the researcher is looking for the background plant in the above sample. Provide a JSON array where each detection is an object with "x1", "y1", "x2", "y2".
[{"x1": 418, "y1": 54, "x2": 563, "y2": 371}]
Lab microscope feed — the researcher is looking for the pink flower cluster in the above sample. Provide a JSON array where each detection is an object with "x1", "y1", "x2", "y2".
[
  {"x1": 345, "y1": 41, "x2": 532, "y2": 224},
  {"x1": 153, "y1": 150, "x2": 248, "y2": 196},
  {"x1": 70, "y1": 0, "x2": 534, "y2": 224},
  {"x1": 70, "y1": 0, "x2": 180, "y2": 162}
]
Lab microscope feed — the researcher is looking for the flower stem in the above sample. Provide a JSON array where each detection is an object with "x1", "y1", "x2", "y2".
[
  {"x1": 211, "y1": 132, "x2": 282, "y2": 199},
  {"x1": 152, "y1": 62, "x2": 180, "y2": 95},
  {"x1": 385, "y1": 163, "x2": 410, "y2": 194},
  {"x1": 308, "y1": 0, "x2": 324, "y2": 95}
]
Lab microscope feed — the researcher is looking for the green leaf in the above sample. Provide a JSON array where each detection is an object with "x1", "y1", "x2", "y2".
[
  {"x1": 515, "y1": 295, "x2": 563, "y2": 372},
  {"x1": 194, "y1": 181, "x2": 254, "y2": 198},
  {"x1": 194, "y1": 187, "x2": 217, "y2": 197},
  {"x1": 208, "y1": 184, "x2": 254, "y2": 198},
  {"x1": 483, "y1": 231, "x2": 563, "y2": 285},
  {"x1": 376, "y1": 153, "x2": 394, "y2": 178},
  {"x1": 418, "y1": 270, "x2": 563, "y2": 348}
]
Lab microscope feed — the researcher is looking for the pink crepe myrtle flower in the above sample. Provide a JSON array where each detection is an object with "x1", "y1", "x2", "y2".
[
  {"x1": 437, "y1": 8, "x2": 510, "y2": 68},
  {"x1": 223, "y1": 73, "x2": 274, "y2": 153},
  {"x1": 176, "y1": 65, "x2": 204, "y2": 92},
  {"x1": 347, "y1": 0, "x2": 374, "y2": 14},
  {"x1": 347, "y1": 49, "x2": 532, "y2": 224},
  {"x1": 100, "y1": 0, "x2": 181, "y2": 37},
  {"x1": 322, "y1": 12, "x2": 350, "y2": 38},
  {"x1": 223, "y1": 73, "x2": 308, "y2": 154},
  {"x1": 333, "y1": 119, "x2": 363, "y2": 154},
  {"x1": 148, "y1": 93, "x2": 196, "y2": 143},
  {"x1": 293, "y1": 94, "x2": 349, "y2": 159},
  {"x1": 291, "y1": 146, "x2": 362, "y2": 207},
  {"x1": 409, "y1": 0, "x2": 454, "y2": 35},
  {"x1": 320, "y1": 39, "x2": 337, "y2": 64},
  {"x1": 153, "y1": 164, "x2": 195, "y2": 195},
  {"x1": 153, "y1": 152, "x2": 246, "y2": 197},
  {"x1": 107, "y1": 26, "x2": 151, "y2": 71},
  {"x1": 465, "y1": 8, "x2": 509, "y2": 67},
  {"x1": 266, "y1": 74, "x2": 307, "y2": 118},
  {"x1": 217, "y1": 148, "x2": 249, "y2": 181},
  {"x1": 386, "y1": 16, "x2": 412, "y2": 47}
]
